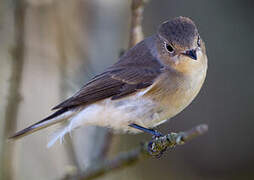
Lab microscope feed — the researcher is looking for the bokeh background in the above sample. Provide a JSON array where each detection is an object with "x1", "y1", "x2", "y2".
[{"x1": 0, "y1": 0, "x2": 254, "y2": 179}]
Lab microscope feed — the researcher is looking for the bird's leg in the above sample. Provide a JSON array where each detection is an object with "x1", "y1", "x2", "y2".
[
  {"x1": 128, "y1": 123, "x2": 163, "y2": 137},
  {"x1": 129, "y1": 123, "x2": 168, "y2": 158}
]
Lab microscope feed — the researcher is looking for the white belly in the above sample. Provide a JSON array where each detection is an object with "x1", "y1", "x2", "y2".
[
  {"x1": 69, "y1": 96, "x2": 165, "y2": 133},
  {"x1": 47, "y1": 95, "x2": 165, "y2": 147}
]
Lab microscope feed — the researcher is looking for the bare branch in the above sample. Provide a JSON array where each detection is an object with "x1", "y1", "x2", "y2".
[
  {"x1": 62, "y1": 124, "x2": 208, "y2": 180},
  {"x1": 128, "y1": 0, "x2": 146, "y2": 48},
  {"x1": 0, "y1": 1, "x2": 25, "y2": 179}
]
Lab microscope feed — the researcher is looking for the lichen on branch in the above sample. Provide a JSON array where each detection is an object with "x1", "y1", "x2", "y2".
[{"x1": 63, "y1": 124, "x2": 208, "y2": 180}]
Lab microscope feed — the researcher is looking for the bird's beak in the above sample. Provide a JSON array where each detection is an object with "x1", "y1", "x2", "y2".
[{"x1": 182, "y1": 49, "x2": 197, "y2": 60}]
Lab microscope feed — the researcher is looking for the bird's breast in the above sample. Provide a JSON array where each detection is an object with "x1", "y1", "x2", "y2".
[{"x1": 144, "y1": 64, "x2": 207, "y2": 122}]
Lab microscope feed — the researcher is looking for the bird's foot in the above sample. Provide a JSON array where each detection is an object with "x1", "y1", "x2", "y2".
[{"x1": 129, "y1": 123, "x2": 167, "y2": 157}]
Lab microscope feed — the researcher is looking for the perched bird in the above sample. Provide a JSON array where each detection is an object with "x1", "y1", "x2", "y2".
[{"x1": 10, "y1": 17, "x2": 208, "y2": 147}]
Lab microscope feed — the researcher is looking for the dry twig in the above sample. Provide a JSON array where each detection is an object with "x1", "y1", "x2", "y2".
[
  {"x1": 129, "y1": 0, "x2": 145, "y2": 48},
  {"x1": 62, "y1": 124, "x2": 208, "y2": 180}
]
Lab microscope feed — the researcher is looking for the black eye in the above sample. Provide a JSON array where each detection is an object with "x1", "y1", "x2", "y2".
[
  {"x1": 165, "y1": 43, "x2": 174, "y2": 53},
  {"x1": 197, "y1": 36, "x2": 201, "y2": 47}
]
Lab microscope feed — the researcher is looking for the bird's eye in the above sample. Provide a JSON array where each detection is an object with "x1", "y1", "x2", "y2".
[
  {"x1": 197, "y1": 36, "x2": 201, "y2": 47},
  {"x1": 165, "y1": 43, "x2": 174, "y2": 53}
]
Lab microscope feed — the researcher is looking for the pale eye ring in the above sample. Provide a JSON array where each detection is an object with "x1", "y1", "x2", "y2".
[{"x1": 164, "y1": 42, "x2": 174, "y2": 53}]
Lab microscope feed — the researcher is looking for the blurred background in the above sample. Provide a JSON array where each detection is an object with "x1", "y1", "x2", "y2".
[{"x1": 0, "y1": 0, "x2": 254, "y2": 179}]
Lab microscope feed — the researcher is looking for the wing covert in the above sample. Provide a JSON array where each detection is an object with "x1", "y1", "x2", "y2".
[{"x1": 52, "y1": 38, "x2": 164, "y2": 110}]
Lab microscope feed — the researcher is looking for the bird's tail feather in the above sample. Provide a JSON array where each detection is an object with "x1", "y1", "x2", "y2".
[{"x1": 9, "y1": 108, "x2": 73, "y2": 140}]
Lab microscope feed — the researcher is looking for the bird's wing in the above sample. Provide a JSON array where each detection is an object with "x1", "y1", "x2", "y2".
[
  {"x1": 52, "y1": 40, "x2": 164, "y2": 110},
  {"x1": 52, "y1": 64, "x2": 163, "y2": 110}
]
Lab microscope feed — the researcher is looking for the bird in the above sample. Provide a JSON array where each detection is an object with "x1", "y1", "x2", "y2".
[{"x1": 10, "y1": 16, "x2": 208, "y2": 147}]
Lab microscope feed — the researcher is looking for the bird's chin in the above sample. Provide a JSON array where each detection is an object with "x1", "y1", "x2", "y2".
[
  {"x1": 170, "y1": 54, "x2": 204, "y2": 75},
  {"x1": 171, "y1": 55, "x2": 181, "y2": 65},
  {"x1": 171, "y1": 55, "x2": 191, "y2": 66}
]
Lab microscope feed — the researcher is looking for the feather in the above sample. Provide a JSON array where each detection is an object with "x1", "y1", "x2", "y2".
[{"x1": 9, "y1": 108, "x2": 74, "y2": 140}]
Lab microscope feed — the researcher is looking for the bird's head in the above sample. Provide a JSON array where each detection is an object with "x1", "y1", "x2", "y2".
[{"x1": 156, "y1": 17, "x2": 207, "y2": 74}]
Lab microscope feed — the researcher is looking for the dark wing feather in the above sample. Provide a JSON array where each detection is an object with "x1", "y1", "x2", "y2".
[{"x1": 52, "y1": 38, "x2": 164, "y2": 110}]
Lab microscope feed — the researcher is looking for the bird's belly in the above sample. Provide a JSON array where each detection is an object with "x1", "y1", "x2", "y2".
[{"x1": 69, "y1": 95, "x2": 166, "y2": 134}]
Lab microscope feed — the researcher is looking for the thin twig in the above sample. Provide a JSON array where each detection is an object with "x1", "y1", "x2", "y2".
[{"x1": 62, "y1": 124, "x2": 208, "y2": 180}]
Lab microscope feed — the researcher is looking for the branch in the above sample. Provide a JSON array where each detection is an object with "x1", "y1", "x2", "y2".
[
  {"x1": 62, "y1": 124, "x2": 208, "y2": 180},
  {"x1": 128, "y1": 0, "x2": 145, "y2": 48},
  {"x1": 1, "y1": 1, "x2": 25, "y2": 180}
]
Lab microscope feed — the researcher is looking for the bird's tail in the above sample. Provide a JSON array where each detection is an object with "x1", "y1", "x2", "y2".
[{"x1": 9, "y1": 108, "x2": 73, "y2": 140}]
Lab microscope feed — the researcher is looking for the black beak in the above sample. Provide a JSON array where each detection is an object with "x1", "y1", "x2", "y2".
[{"x1": 184, "y1": 49, "x2": 197, "y2": 60}]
